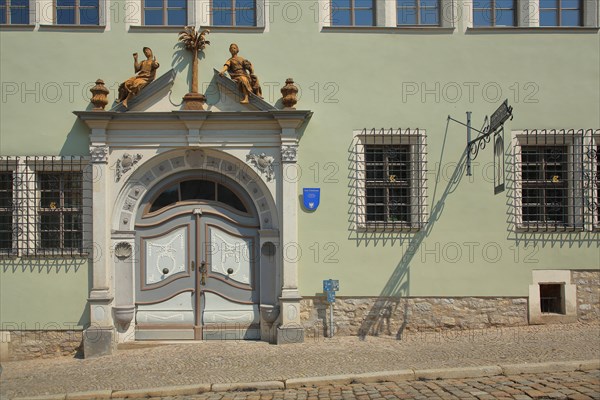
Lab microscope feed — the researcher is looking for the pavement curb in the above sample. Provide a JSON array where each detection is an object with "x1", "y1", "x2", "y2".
[{"x1": 12, "y1": 359, "x2": 600, "y2": 400}]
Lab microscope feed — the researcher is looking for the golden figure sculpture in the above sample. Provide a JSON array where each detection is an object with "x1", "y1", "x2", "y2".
[
  {"x1": 117, "y1": 47, "x2": 160, "y2": 108},
  {"x1": 219, "y1": 43, "x2": 262, "y2": 104}
]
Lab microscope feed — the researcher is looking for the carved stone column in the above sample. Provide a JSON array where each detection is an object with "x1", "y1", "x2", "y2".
[
  {"x1": 275, "y1": 114, "x2": 305, "y2": 343},
  {"x1": 84, "y1": 125, "x2": 116, "y2": 358}
]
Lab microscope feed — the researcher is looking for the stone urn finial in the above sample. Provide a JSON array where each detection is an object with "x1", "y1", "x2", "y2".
[
  {"x1": 90, "y1": 79, "x2": 109, "y2": 111},
  {"x1": 281, "y1": 78, "x2": 298, "y2": 109}
]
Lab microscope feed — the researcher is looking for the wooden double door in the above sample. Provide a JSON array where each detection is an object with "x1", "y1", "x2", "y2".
[{"x1": 134, "y1": 204, "x2": 260, "y2": 340}]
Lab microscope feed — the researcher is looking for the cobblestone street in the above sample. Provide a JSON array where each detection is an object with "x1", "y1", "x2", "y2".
[
  {"x1": 163, "y1": 370, "x2": 600, "y2": 400},
  {"x1": 1, "y1": 323, "x2": 599, "y2": 399}
]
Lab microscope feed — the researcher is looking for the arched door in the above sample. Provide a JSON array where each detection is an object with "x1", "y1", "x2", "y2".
[{"x1": 134, "y1": 175, "x2": 260, "y2": 340}]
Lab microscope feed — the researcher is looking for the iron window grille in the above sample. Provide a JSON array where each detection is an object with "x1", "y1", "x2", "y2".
[
  {"x1": 397, "y1": 0, "x2": 440, "y2": 26},
  {"x1": 0, "y1": 156, "x2": 92, "y2": 257},
  {"x1": 511, "y1": 129, "x2": 600, "y2": 233},
  {"x1": 55, "y1": 0, "x2": 100, "y2": 25},
  {"x1": 473, "y1": 0, "x2": 516, "y2": 27},
  {"x1": 331, "y1": 0, "x2": 375, "y2": 26},
  {"x1": 1, "y1": 0, "x2": 30, "y2": 24},
  {"x1": 143, "y1": 0, "x2": 187, "y2": 26},
  {"x1": 352, "y1": 128, "x2": 428, "y2": 231},
  {"x1": 212, "y1": 0, "x2": 256, "y2": 26},
  {"x1": 539, "y1": 0, "x2": 582, "y2": 27}
]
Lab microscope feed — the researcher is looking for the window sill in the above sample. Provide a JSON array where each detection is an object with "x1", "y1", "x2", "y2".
[
  {"x1": 0, "y1": 24, "x2": 35, "y2": 31},
  {"x1": 128, "y1": 25, "x2": 264, "y2": 33},
  {"x1": 467, "y1": 26, "x2": 599, "y2": 33},
  {"x1": 515, "y1": 225, "x2": 585, "y2": 233},
  {"x1": 322, "y1": 25, "x2": 455, "y2": 33},
  {"x1": 39, "y1": 24, "x2": 106, "y2": 32},
  {"x1": 356, "y1": 224, "x2": 424, "y2": 232}
]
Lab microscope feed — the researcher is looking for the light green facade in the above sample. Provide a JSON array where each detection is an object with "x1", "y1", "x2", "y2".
[{"x1": 1, "y1": 0, "x2": 599, "y2": 329}]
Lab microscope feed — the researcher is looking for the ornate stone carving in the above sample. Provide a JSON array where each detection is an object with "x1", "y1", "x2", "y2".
[
  {"x1": 90, "y1": 79, "x2": 109, "y2": 111},
  {"x1": 185, "y1": 149, "x2": 205, "y2": 167},
  {"x1": 90, "y1": 146, "x2": 109, "y2": 163},
  {"x1": 247, "y1": 152, "x2": 274, "y2": 182},
  {"x1": 220, "y1": 44, "x2": 262, "y2": 104},
  {"x1": 179, "y1": 26, "x2": 210, "y2": 110},
  {"x1": 116, "y1": 153, "x2": 142, "y2": 182},
  {"x1": 281, "y1": 78, "x2": 298, "y2": 109},
  {"x1": 281, "y1": 145, "x2": 298, "y2": 162},
  {"x1": 116, "y1": 47, "x2": 160, "y2": 108},
  {"x1": 114, "y1": 242, "x2": 132, "y2": 260}
]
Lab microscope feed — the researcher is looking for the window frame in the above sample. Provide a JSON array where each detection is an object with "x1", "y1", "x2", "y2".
[
  {"x1": 0, "y1": 156, "x2": 91, "y2": 258},
  {"x1": 539, "y1": 0, "x2": 583, "y2": 27},
  {"x1": 142, "y1": 0, "x2": 187, "y2": 26},
  {"x1": 472, "y1": 0, "x2": 516, "y2": 27},
  {"x1": 331, "y1": 0, "x2": 376, "y2": 27},
  {"x1": 512, "y1": 131, "x2": 585, "y2": 233},
  {"x1": 0, "y1": 163, "x2": 17, "y2": 256},
  {"x1": 211, "y1": 0, "x2": 257, "y2": 27},
  {"x1": 0, "y1": 0, "x2": 31, "y2": 25},
  {"x1": 396, "y1": 0, "x2": 441, "y2": 26},
  {"x1": 353, "y1": 129, "x2": 427, "y2": 232},
  {"x1": 54, "y1": 0, "x2": 100, "y2": 25}
]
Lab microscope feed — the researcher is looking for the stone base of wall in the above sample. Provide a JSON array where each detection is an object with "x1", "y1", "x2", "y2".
[
  {"x1": 300, "y1": 297, "x2": 529, "y2": 338},
  {"x1": 1, "y1": 331, "x2": 83, "y2": 361},
  {"x1": 573, "y1": 270, "x2": 600, "y2": 321},
  {"x1": 301, "y1": 271, "x2": 600, "y2": 339}
]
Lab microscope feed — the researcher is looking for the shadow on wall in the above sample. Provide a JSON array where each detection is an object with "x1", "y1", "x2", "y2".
[{"x1": 351, "y1": 119, "x2": 469, "y2": 339}]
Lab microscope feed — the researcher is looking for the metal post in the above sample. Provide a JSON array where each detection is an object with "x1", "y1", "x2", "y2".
[
  {"x1": 466, "y1": 111, "x2": 472, "y2": 176},
  {"x1": 329, "y1": 302, "x2": 334, "y2": 338}
]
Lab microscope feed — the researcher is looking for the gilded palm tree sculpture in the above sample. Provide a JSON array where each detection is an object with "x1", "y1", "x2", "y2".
[{"x1": 178, "y1": 26, "x2": 210, "y2": 110}]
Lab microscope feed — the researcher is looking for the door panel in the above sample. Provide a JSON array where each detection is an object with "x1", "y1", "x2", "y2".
[{"x1": 135, "y1": 205, "x2": 260, "y2": 340}]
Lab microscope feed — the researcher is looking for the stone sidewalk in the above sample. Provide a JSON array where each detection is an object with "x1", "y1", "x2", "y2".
[{"x1": 1, "y1": 323, "x2": 599, "y2": 399}]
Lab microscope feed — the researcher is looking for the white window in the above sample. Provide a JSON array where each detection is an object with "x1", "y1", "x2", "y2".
[
  {"x1": 465, "y1": 0, "x2": 599, "y2": 28},
  {"x1": 127, "y1": 0, "x2": 267, "y2": 29},
  {"x1": 0, "y1": 156, "x2": 92, "y2": 257},
  {"x1": 352, "y1": 128, "x2": 427, "y2": 231},
  {"x1": 318, "y1": 0, "x2": 455, "y2": 29}
]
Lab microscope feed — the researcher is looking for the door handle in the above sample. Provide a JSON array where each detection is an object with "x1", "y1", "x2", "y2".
[
  {"x1": 200, "y1": 261, "x2": 207, "y2": 285},
  {"x1": 191, "y1": 260, "x2": 195, "y2": 272}
]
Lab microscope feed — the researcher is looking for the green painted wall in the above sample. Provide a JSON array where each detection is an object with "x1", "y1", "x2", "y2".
[
  {"x1": 0, "y1": 0, "x2": 599, "y2": 323},
  {"x1": 0, "y1": 259, "x2": 90, "y2": 329}
]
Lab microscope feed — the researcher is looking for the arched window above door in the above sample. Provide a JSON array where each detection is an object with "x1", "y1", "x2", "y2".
[{"x1": 148, "y1": 179, "x2": 248, "y2": 213}]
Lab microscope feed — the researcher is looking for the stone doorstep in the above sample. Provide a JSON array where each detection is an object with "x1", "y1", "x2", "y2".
[{"x1": 11, "y1": 359, "x2": 600, "y2": 400}]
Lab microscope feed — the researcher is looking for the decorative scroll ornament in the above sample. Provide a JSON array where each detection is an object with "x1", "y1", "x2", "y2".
[
  {"x1": 246, "y1": 152, "x2": 274, "y2": 181},
  {"x1": 90, "y1": 146, "x2": 109, "y2": 163},
  {"x1": 115, "y1": 242, "x2": 132, "y2": 259},
  {"x1": 281, "y1": 145, "x2": 298, "y2": 162},
  {"x1": 116, "y1": 153, "x2": 142, "y2": 182}
]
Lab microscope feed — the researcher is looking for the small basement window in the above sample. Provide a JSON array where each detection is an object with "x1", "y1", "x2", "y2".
[{"x1": 539, "y1": 284, "x2": 564, "y2": 314}]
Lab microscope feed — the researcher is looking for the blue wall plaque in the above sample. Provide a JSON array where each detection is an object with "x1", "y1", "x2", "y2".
[{"x1": 303, "y1": 188, "x2": 320, "y2": 211}]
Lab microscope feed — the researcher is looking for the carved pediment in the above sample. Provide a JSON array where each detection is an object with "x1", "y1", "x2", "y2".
[{"x1": 106, "y1": 68, "x2": 277, "y2": 113}]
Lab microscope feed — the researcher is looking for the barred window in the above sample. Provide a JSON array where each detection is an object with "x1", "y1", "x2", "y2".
[
  {"x1": 365, "y1": 145, "x2": 412, "y2": 224},
  {"x1": 0, "y1": 172, "x2": 13, "y2": 253},
  {"x1": 1, "y1": 0, "x2": 30, "y2": 24},
  {"x1": 143, "y1": 0, "x2": 186, "y2": 25},
  {"x1": 353, "y1": 128, "x2": 427, "y2": 232},
  {"x1": 521, "y1": 146, "x2": 569, "y2": 226},
  {"x1": 0, "y1": 156, "x2": 91, "y2": 258},
  {"x1": 331, "y1": 0, "x2": 375, "y2": 26},
  {"x1": 212, "y1": 0, "x2": 256, "y2": 26},
  {"x1": 473, "y1": 0, "x2": 516, "y2": 27},
  {"x1": 397, "y1": 0, "x2": 440, "y2": 26},
  {"x1": 38, "y1": 172, "x2": 83, "y2": 250},
  {"x1": 56, "y1": 0, "x2": 99, "y2": 25}
]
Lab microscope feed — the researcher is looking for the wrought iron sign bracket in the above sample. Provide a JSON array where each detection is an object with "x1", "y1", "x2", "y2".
[{"x1": 447, "y1": 99, "x2": 513, "y2": 177}]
